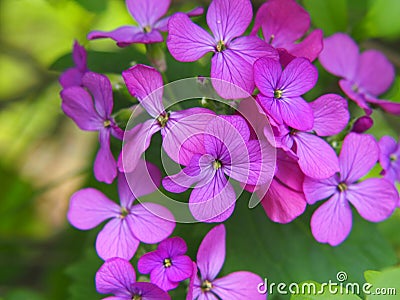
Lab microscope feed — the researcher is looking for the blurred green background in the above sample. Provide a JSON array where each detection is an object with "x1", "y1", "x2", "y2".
[{"x1": 0, "y1": 0, "x2": 399, "y2": 299}]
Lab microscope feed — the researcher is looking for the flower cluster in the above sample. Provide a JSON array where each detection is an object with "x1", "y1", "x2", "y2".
[{"x1": 59, "y1": 0, "x2": 399, "y2": 298}]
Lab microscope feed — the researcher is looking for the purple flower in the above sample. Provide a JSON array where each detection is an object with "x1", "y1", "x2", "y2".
[
  {"x1": 251, "y1": 0, "x2": 323, "y2": 66},
  {"x1": 351, "y1": 115, "x2": 373, "y2": 133},
  {"x1": 304, "y1": 133, "x2": 399, "y2": 246},
  {"x1": 67, "y1": 162, "x2": 175, "y2": 260},
  {"x1": 319, "y1": 33, "x2": 400, "y2": 115},
  {"x1": 273, "y1": 94, "x2": 349, "y2": 179},
  {"x1": 187, "y1": 225, "x2": 265, "y2": 299},
  {"x1": 88, "y1": 0, "x2": 203, "y2": 47},
  {"x1": 379, "y1": 135, "x2": 400, "y2": 185},
  {"x1": 96, "y1": 257, "x2": 171, "y2": 300},
  {"x1": 163, "y1": 115, "x2": 274, "y2": 222},
  {"x1": 59, "y1": 40, "x2": 88, "y2": 88},
  {"x1": 60, "y1": 72, "x2": 123, "y2": 184},
  {"x1": 119, "y1": 64, "x2": 215, "y2": 173},
  {"x1": 167, "y1": 0, "x2": 278, "y2": 99},
  {"x1": 138, "y1": 237, "x2": 193, "y2": 291},
  {"x1": 254, "y1": 56, "x2": 318, "y2": 131}
]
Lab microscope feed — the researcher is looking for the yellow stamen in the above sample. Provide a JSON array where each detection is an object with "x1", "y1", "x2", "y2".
[
  {"x1": 163, "y1": 258, "x2": 172, "y2": 268},
  {"x1": 274, "y1": 89, "x2": 283, "y2": 99},
  {"x1": 201, "y1": 280, "x2": 213, "y2": 292},
  {"x1": 337, "y1": 182, "x2": 347, "y2": 192},
  {"x1": 216, "y1": 40, "x2": 226, "y2": 52},
  {"x1": 213, "y1": 160, "x2": 222, "y2": 170}
]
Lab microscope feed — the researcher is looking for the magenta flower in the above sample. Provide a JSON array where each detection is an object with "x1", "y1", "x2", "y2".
[
  {"x1": 60, "y1": 72, "x2": 123, "y2": 184},
  {"x1": 379, "y1": 136, "x2": 400, "y2": 185},
  {"x1": 273, "y1": 94, "x2": 349, "y2": 179},
  {"x1": 59, "y1": 40, "x2": 88, "y2": 88},
  {"x1": 88, "y1": 0, "x2": 203, "y2": 47},
  {"x1": 304, "y1": 133, "x2": 399, "y2": 246},
  {"x1": 319, "y1": 33, "x2": 400, "y2": 115},
  {"x1": 254, "y1": 56, "x2": 318, "y2": 131},
  {"x1": 138, "y1": 237, "x2": 193, "y2": 291},
  {"x1": 167, "y1": 0, "x2": 278, "y2": 98},
  {"x1": 187, "y1": 225, "x2": 265, "y2": 299},
  {"x1": 96, "y1": 257, "x2": 171, "y2": 300},
  {"x1": 119, "y1": 64, "x2": 215, "y2": 173},
  {"x1": 67, "y1": 162, "x2": 175, "y2": 260},
  {"x1": 351, "y1": 115, "x2": 373, "y2": 133},
  {"x1": 251, "y1": 0, "x2": 323, "y2": 66},
  {"x1": 163, "y1": 115, "x2": 273, "y2": 222}
]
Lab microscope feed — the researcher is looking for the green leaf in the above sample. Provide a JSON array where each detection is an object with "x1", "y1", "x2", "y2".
[
  {"x1": 302, "y1": 0, "x2": 348, "y2": 35},
  {"x1": 290, "y1": 281, "x2": 362, "y2": 299},
  {"x1": 365, "y1": 267, "x2": 400, "y2": 299},
  {"x1": 3, "y1": 289, "x2": 45, "y2": 300}
]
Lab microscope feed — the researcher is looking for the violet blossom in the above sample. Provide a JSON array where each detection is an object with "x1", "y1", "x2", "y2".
[
  {"x1": 87, "y1": 0, "x2": 203, "y2": 47},
  {"x1": 304, "y1": 133, "x2": 399, "y2": 246},
  {"x1": 138, "y1": 237, "x2": 193, "y2": 291},
  {"x1": 379, "y1": 135, "x2": 400, "y2": 186},
  {"x1": 96, "y1": 257, "x2": 171, "y2": 300},
  {"x1": 60, "y1": 72, "x2": 123, "y2": 184},
  {"x1": 167, "y1": 0, "x2": 278, "y2": 98},
  {"x1": 319, "y1": 33, "x2": 400, "y2": 115},
  {"x1": 67, "y1": 162, "x2": 175, "y2": 260},
  {"x1": 251, "y1": 0, "x2": 323, "y2": 66},
  {"x1": 59, "y1": 40, "x2": 88, "y2": 88},
  {"x1": 187, "y1": 224, "x2": 265, "y2": 299}
]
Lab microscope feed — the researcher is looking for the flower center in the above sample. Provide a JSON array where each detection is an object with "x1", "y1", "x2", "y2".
[
  {"x1": 143, "y1": 25, "x2": 151, "y2": 33},
  {"x1": 156, "y1": 113, "x2": 169, "y2": 128},
  {"x1": 132, "y1": 295, "x2": 142, "y2": 300},
  {"x1": 216, "y1": 40, "x2": 226, "y2": 52},
  {"x1": 163, "y1": 258, "x2": 172, "y2": 268},
  {"x1": 390, "y1": 154, "x2": 397, "y2": 162},
  {"x1": 268, "y1": 34, "x2": 275, "y2": 44},
  {"x1": 201, "y1": 280, "x2": 213, "y2": 292},
  {"x1": 103, "y1": 120, "x2": 111, "y2": 128},
  {"x1": 289, "y1": 127, "x2": 298, "y2": 136},
  {"x1": 120, "y1": 207, "x2": 129, "y2": 219},
  {"x1": 274, "y1": 89, "x2": 283, "y2": 99},
  {"x1": 213, "y1": 160, "x2": 222, "y2": 170},
  {"x1": 337, "y1": 182, "x2": 347, "y2": 192}
]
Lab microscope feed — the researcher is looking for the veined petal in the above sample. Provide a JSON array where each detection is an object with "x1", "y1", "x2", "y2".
[
  {"x1": 94, "y1": 129, "x2": 117, "y2": 184},
  {"x1": 207, "y1": 0, "x2": 252, "y2": 42},
  {"x1": 122, "y1": 65, "x2": 165, "y2": 118},
  {"x1": 67, "y1": 188, "x2": 120, "y2": 230},
  {"x1": 130, "y1": 282, "x2": 171, "y2": 300},
  {"x1": 159, "y1": 236, "x2": 188, "y2": 257},
  {"x1": 319, "y1": 33, "x2": 359, "y2": 80},
  {"x1": 379, "y1": 135, "x2": 398, "y2": 170},
  {"x1": 82, "y1": 72, "x2": 113, "y2": 118},
  {"x1": 138, "y1": 250, "x2": 164, "y2": 274},
  {"x1": 154, "y1": 7, "x2": 205, "y2": 31},
  {"x1": 60, "y1": 87, "x2": 102, "y2": 131},
  {"x1": 165, "y1": 255, "x2": 193, "y2": 282},
  {"x1": 167, "y1": 13, "x2": 214, "y2": 62},
  {"x1": 96, "y1": 218, "x2": 140, "y2": 260},
  {"x1": 126, "y1": 0, "x2": 171, "y2": 27},
  {"x1": 59, "y1": 68, "x2": 84, "y2": 88},
  {"x1": 279, "y1": 96, "x2": 314, "y2": 131},
  {"x1": 72, "y1": 40, "x2": 87, "y2": 72},
  {"x1": 256, "y1": 94, "x2": 282, "y2": 125},
  {"x1": 212, "y1": 271, "x2": 266, "y2": 300},
  {"x1": 339, "y1": 133, "x2": 379, "y2": 183},
  {"x1": 365, "y1": 96, "x2": 400, "y2": 115},
  {"x1": 339, "y1": 79, "x2": 371, "y2": 112},
  {"x1": 286, "y1": 29, "x2": 324, "y2": 62},
  {"x1": 295, "y1": 132, "x2": 339, "y2": 179},
  {"x1": 149, "y1": 265, "x2": 179, "y2": 291},
  {"x1": 310, "y1": 192, "x2": 352, "y2": 246},
  {"x1": 310, "y1": 94, "x2": 349, "y2": 136},
  {"x1": 347, "y1": 178, "x2": 398, "y2": 222},
  {"x1": 197, "y1": 224, "x2": 226, "y2": 281},
  {"x1": 95, "y1": 257, "x2": 136, "y2": 297},
  {"x1": 275, "y1": 149, "x2": 304, "y2": 192},
  {"x1": 303, "y1": 175, "x2": 338, "y2": 205},
  {"x1": 254, "y1": 57, "x2": 282, "y2": 97}
]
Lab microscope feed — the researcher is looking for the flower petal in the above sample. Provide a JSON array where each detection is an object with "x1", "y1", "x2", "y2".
[
  {"x1": 347, "y1": 178, "x2": 398, "y2": 222},
  {"x1": 310, "y1": 192, "x2": 352, "y2": 246},
  {"x1": 278, "y1": 96, "x2": 314, "y2": 131},
  {"x1": 138, "y1": 250, "x2": 164, "y2": 275},
  {"x1": 379, "y1": 135, "x2": 398, "y2": 170},
  {"x1": 126, "y1": 0, "x2": 171, "y2": 27},
  {"x1": 130, "y1": 282, "x2": 171, "y2": 300},
  {"x1": 339, "y1": 133, "x2": 379, "y2": 183},
  {"x1": 166, "y1": 255, "x2": 193, "y2": 282},
  {"x1": 95, "y1": 257, "x2": 136, "y2": 296},
  {"x1": 254, "y1": 57, "x2": 282, "y2": 97},
  {"x1": 365, "y1": 96, "x2": 400, "y2": 115},
  {"x1": 122, "y1": 65, "x2": 165, "y2": 118},
  {"x1": 67, "y1": 188, "x2": 120, "y2": 230},
  {"x1": 207, "y1": 0, "x2": 252, "y2": 42},
  {"x1": 82, "y1": 72, "x2": 113, "y2": 118},
  {"x1": 96, "y1": 218, "x2": 140, "y2": 260},
  {"x1": 275, "y1": 149, "x2": 304, "y2": 192},
  {"x1": 303, "y1": 175, "x2": 339, "y2": 205},
  {"x1": 286, "y1": 29, "x2": 324, "y2": 62},
  {"x1": 167, "y1": 13, "x2": 214, "y2": 62},
  {"x1": 339, "y1": 79, "x2": 371, "y2": 112},
  {"x1": 212, "y1": 271, "x2": 266, "y2": 300},
  {"x1": 72, "y1": 40, "x2": 87, "y2": 71},
  {"x1": 159, "y1": 236, "x2": 188, "y2": 257},
  {"x1": 310, "y1": 93, "x2": 349, "y2": 136},
  {"x1": 197, "y1": 224, "x2": 226, "y2": 281},
  {"x1": 149, "y1": 265, "x2": 179, "y2": 291},
  {"x1": 59, "y1": 68, "x2": 84, "y2": 88},
  {"x1": 154, "y1": 7, "x2": 205, "y2": 31},
  {"x1": 94, "y1": 129, "x2": 117, "y2": 184},
  {"x1": 319, "y1": 33, "x2": 359, "y2": 80}
]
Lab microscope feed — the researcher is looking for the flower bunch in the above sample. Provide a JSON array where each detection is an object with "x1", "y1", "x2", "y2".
[{"x1": 59, "y1": 0, "x2": 399, "y2": 298}]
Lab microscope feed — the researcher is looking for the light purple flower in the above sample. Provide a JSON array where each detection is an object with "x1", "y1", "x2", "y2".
[
  {"x1": 67, "y1": 162, "x2": 175, "y2": 260},
  {"x1": 254, "y1": 56, "x2": 318, "y2": 131},
  {"x1": 304, "y1": 133, "x2": 399, "y2": 246},
  {"x1": 251, "y1": 0, "x2": 323, "y2": 66},
  {"x1": 88, "y1": 0, "x2": 203, "y2": 47},
  {"x1": 60, "y1": 72, "x2": 123, "y2": 184},
  {"x1": 119, "y1": 64, "x2": 215, "y2": 173},
  {"x1": 138, "y1": 237, "x2": 193, "y2": 291},
  {"x1": 379, "y1": 135, "x2": 400, "y2": 186},
  {"x1": 59, "y1": 40, "x2": 88, "y2": 88},
  {"x1": 319, "y1": 33, "x2": 400, "y2": 115},
  {"x1": 167, "y1": 0, "x2": 278, "y2": 99},
  {"x1": 96, "y1": 257, "x2": 171, "y2": 300},
  {"x1": 273, "y1": 94, "x2": 349, "y2": 179},
  {"x1": 163, "y1": 115, "x2": 273, "y2": 222},
  {"x1": 187, "y1": 225, "x2": 265, "y2": 300}
]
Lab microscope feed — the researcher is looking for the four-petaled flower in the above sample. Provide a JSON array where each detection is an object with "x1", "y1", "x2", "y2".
[
  {"x1": 379, "y1": 135, "x2": 400, "y2": 188},
  {"x1": 138, "y1": 237, "x2": 193, "y2": 291}
]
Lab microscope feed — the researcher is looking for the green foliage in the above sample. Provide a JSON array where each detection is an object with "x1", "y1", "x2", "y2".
[{"x1": 364, "y1": 267, "x2": 400, "y2": 300}]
